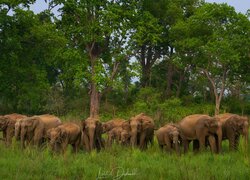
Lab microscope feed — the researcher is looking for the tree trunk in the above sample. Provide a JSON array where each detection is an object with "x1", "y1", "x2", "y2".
[
  {"x1": 141, "y1": 64, "x2": 151, "y2": 87},
  {"x1": 165, "y1": 62, "x2": 174, "y2": 97},
  {"x1": 176, "y1": 71, "x2": 184, "y2": 98},
  {"x1": 215, "y1": 96, "x2": 220, "y2": 115},
  {"x1": 165, "y1": 47, "x2": 174, "y2": 98},
  {"x1": 90, "y1": 82, "x2": 100, "y2": 118},
  {"x1": 202, "y1": 68, "x2": 227, "y2": 116},
  {"x1": 88, "y1": 42, "x2": 101, "y2": 119}
]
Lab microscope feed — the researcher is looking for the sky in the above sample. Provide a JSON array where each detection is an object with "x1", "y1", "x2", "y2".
[{"x1": 30, "y1": 0, "x2": 250, "y2": 14}]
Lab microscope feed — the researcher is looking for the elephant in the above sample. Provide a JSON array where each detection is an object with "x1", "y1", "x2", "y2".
[
  {"x1": 19, "y1": 114, "x2": 62, "y2": 148},
  {"x1": 178, "y1": 114, "x2": 222, "y2": 153},
  {"x1": 0, "y1": 113, "x2": 27, "y2": 146},
  {"x1": 120, "y1": 129, "x2": 131, "y2": 145},
  {"x1": 129, "y1": 113, "x2": 155, "y2": 150},
  {"x1": 107, "y1": 126, "x2": 123, "y2": 146},
  {"x1": 156, "y1": 124, "x2": 182, "y2": 154},
  {"x1": 102, "y1": 118, "x2": 126, "y2": 133},
  {"x1": 217, "y1": 113, "x2": 249, "y2": 151},
  {"x1": 81, "y1": 117, "x2": 104, "y2": 152},
  {"x1": 47, "y1": 123, "x2": 82, "y2": 153}
]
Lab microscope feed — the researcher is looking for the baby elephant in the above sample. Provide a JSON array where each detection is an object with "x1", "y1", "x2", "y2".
[
  {"x1": 107, "y1": 127, "x2": 123, "y2": 146},
  {"x1": 47, "y1": 123, "x2": 82, "y2": 154},
  {"x1": 156, "y1": 124, "x2": 182, "y2": 154},
  {"x1": 107, "y1": 127, "x2": 130, "y2": 146}
]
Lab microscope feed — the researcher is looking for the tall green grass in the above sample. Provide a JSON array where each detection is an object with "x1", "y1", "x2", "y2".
[{"x1": 0, "y1": 139, "x2": 250, "y2": 180}]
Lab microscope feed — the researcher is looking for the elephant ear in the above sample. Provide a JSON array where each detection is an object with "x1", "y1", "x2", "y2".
[
  {"x1": 96, "y1": 121, "x2": 103, "y2": 134},
  {"x1": 204, "y1": 119, "x2": 213, "y2": 128},
  {"x1": 29, "y1": 117, "x2": 39, "y2": 130},
  {"x1": 60, "y1": 129, "x2": 68, "y2": 142},
  {"x1": 0, "y1": 117, "x2": 8, "y2": 129},
  {"x1": 137, "y1": 121, "x2": 143, "y2": 133}
]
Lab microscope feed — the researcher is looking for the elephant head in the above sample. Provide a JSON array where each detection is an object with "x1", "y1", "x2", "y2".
[
  {"x1": 205, "y1": 117, "x2": 222, "y2": 153},
  {"x1": 228, "y1": 115, "x2": 249, "y2": 148},
  {"x1": 0, "y1": 116, "x2": 8, "y2": 131},
  {"x1": 48, "y1": 128, "x2": 67, "y2": 152},
  {"x1": 20, "y1": 116, "x2": 43, "y2": 148},
  {"x1": 170, "y1": 129, "x2": 181, "y2": 154},
  {"x1": 102, "y1": 123, "x2": 112, "y2": 133},
  {"x1": 129, "y1": 117, "x2": 142, "y2": 147},
  {"x1": 121, "y1": 129, "x2": 130, "y2": 145},
  {"x1": 82, "y1": 118, "x2": 103, "y2": 151}
]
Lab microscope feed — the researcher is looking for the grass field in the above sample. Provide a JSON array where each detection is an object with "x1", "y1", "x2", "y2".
[{"x1": 0, "y1": 139, "x2": 250, "y2": 180}]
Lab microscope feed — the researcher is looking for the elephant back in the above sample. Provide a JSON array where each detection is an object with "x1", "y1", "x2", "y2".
[
  {"x1": 217, "y1": 113, "x2": 235, "y2": 124},
  {"x1": 59, "y1": 123, "x2": 81, "y2": 134},
  {"x1": 179, "y1": 114, "x2": 211, "y2": 126},
  {"x1": 134, "y1": 113, "x2": 154, "y2": 124},
  {"x1": 102, "y1": 118, "x2": 126, "y2": 132},
  {"x1": 36, "y1": 114, "x2": 62, "y2": 130},
  {"x1": 4, "y1": 113, "x2": 27, "y2": 121}
]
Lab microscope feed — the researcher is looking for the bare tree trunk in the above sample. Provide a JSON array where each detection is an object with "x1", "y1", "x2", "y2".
[
  {"x1": 215, "y1": 96, "x2": 220, "y2": 115},
  {"x1": 202, "y1": 68, "x2": 227, "y2": 116}
]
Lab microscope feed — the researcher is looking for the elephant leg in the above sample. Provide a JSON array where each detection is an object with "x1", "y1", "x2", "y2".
[
  {"x1": 183, "y1": 140, "x2": 189, "y2": 153},
  {"x1": 107, "y1": 134, "x2": 113, "y2": 147},
  {"x1": 193, "y1": 140, "x2": 199, "y2": 153},
  {"x1": 234, "y1": 135, "x2": 240, "y2": 151},
  {"x1": 33, "y1": 134, "x2": 42, "y2": 147},
  {"x1": 165, "y1": 138, "x2": 172, "y2": 152},
  {"x1": 139, "y1": 132, "x2": 146, "y2": 150},
  {"x1": 3, "y1": 131, "x2": 6, "y2": 140},
  {"x1": 61, "y1": 141, "x2": 68, "y2": 154},
  {"x1": 6, "y1": 127, "x2": 14, "y2": 146},
  {"x1": 198, "y1": 137, "x2": 206, "y2": 152},
  {"x1": 229, "y1": 134, "x2": 236, "y2": 151},
  {"x1": 72, "y1": 144, "x2": 78, "y2": 153},
  {"x1": 208, "y1": 136, "x2": 217, "y2": 153},
  {"x1": 159, "y1": 144, "x2": 164, "y2": 150}
]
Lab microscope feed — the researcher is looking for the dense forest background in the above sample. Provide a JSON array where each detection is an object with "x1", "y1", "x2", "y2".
[{"x1": 1, "y1": 0, "x2": 250, "y2": 125}]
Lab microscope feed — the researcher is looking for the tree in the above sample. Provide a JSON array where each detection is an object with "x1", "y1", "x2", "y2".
[
  {"x1": 51, "y1": 0, "x2": 133, "y2": 118},
  {"x1": 172, "y1": 3, "x2": 250, "y2": 115},
  {"x1": 0, "y1": 6, "x2": 66, "y2": 113}
]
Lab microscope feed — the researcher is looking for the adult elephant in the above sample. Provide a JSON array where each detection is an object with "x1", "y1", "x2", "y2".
[
  {"x1": 156, "y1": 124, "x2": 183, "y2": 154},
  {"x1": 102, "y1": 118, "x2": 126, "y2": 133},
  {"x1": 47, "y1": 123, "x2": 82, "y2": 154},
  {"x1": 0, "y1": 113, "x2": 27, "y2": 145},
  {"x1": 20, "y1": 114, "x2": 62, "y2": 148},
  {"x1": 81, "y1": 117, "x2": 104, "y2": 152},
  {"x1": 178, "y1": 114, "x2": 222, "y2": 153},
  {"x1": 129, "y1": 113, "x2": 154, "y2": 150},
  {"x1": 217, "y1": 113, "x2": 249, "y2": 150}
]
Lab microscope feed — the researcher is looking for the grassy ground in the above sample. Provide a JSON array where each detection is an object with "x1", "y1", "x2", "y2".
[{"x1": 0, "y1": 139, "x2": 250, "y2": 180}]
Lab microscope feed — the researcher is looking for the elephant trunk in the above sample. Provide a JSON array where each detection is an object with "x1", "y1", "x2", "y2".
[
  {"x1": 130, "y1": 130, "x2": 137, "y2": 147},
  {"x1": 88, "y1": 128, "x2": 95, "y2": 151},
  {"x1": 15, "y1": 124, "x2": 21, "y2": 141},
  {"x1": 216, "y1": 125, "x2": 222, "y2": 153},
  {"x1": 20, "y1": 127, "x2": 26, "y2": 149},
  {"x1": 82, "y1": 131, "x2": 90, "y2": 152},
  {"x1": 173, "y1": 136, "x2": 180, "y2": 155}
]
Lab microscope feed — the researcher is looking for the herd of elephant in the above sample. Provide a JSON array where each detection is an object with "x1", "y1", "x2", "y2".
[{"x1": 0, "y1": 112, "x2": 248, "y2": 154}]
